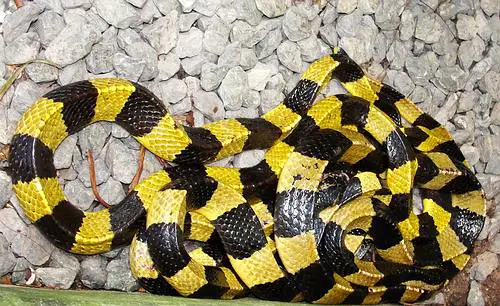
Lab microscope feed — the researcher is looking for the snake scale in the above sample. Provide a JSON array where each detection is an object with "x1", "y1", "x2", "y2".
[{"x1": 9, "y1": 48, "x2": 485, "y2": 304}]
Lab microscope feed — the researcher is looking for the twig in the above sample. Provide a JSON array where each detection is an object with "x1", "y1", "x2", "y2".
[
  {"x1": 86, "y1": 151, "x2": 111, "y2": 209},
  {"x1": 0, "y1": 59, "x2": 60, "y2": 102},
  {"x1": 128, "y1": 145, "x2": 146, "y2": 192}
]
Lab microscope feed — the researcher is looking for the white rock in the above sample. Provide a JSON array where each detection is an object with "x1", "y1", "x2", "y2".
[
  {"x1": 218, "y1": 66, "x2": 249, "y2": 110},
  {"x1": 141, "y1": 11, "x2": 179, "y2": 55},
  {"x1": 247, "y1": 62, "x2": 273, "y2": 91},
  {"x1": 193, "y1": 91, "x2": 225, "y2": 121},
  {"x1": 93, "y1": 0, "x2": 140, "y2": 29},
  {"x1": 159, "y1": 78, "x2": 187, "y2": 104},
  {"x1": 36, "y1": 267, "x2": 77, "y2": 289},
  {"x1": 175, "y1": 27, "x2": 204, "y2": 58}
]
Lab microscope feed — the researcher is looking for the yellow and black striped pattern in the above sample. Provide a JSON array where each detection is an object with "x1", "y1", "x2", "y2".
[{"x1": 9, "y1": 48, "x2": 485, "y2": 304}]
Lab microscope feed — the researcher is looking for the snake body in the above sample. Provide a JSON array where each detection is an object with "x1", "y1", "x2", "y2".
[{"x1": 9, "y1": 48, "x2": 485, "y2": 304}]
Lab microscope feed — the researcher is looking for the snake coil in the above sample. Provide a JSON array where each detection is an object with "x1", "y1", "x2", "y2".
[{"x1": 9, "y1": 48, "x2": 485, "y2": 304}]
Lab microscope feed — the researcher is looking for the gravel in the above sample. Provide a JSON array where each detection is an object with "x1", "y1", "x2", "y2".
[{"x1": 0, "y1": 0, "x2": 498, "y2": 303}]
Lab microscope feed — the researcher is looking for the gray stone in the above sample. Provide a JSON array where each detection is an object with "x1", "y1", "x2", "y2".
[
  {"x1": 481, "y1": 0, "x2": 500, "y2": 16},
  {"x1": 259, "y1": 89, "x2": 285, "y2": 113},
  {"x1": 465, "y1": 57, "x2": 493, "y2": 91},
  {"x1": 152, "y1": 0, "x2": 180, "y2": 15},
  {"x1": 140, "y1": 0, "x2": 162, "y2": 23},
  {"x1": 0, "y1": 233, "x2": 15, "y2": 276},
  {"x1": 283, "y1": 6, "x2": 311, "y2": 41},
  {"x1": 11, "y1": 225, "x2": 55, "y2": 266},
  {"x1": 217, "y1": 5, "x2": 238, "y2": 24},
  {"x1": 415, "y1": 12, "x2": 447, "y2": 43},
  {"x1": 435, "y1": 93, "x2": 459, "y2": 125},
  {"x1": 117, "y1": 29, "x2": 158, "y2": 80},
  {"x1": 11, "y1": 80, "x2": 43, "y2": 114},
  {"x1": 475, "y1": 9, "x2": 492, "y2": 41},
  {"x1": 434, "y1": 66, "x2": 468, "y2": 92},
  {"x1": 79, "y1": 122, "x2": 112, "y2": 158},
  {"x1": 93, "y1": 0, "x2": 140, "y2": 29},
  {"x1": 266, "y1": 73, "x2": 286, "y2": 92},
  {"x1": 126, "y1": 0, "x2": 148, "y2": 7},
  {"x1": 255, "y1": 0, "x2": 290, "y2": 18},
  {"x1": 36, "y1": 267, "x2": 76, "y2": 289},
  {"x1": 399, "y1": 9, "x2": 416, "y2": 41},
  {"x1": 277, "y1": 40, "x2": 303, "y2": 73},
  {"x1": 4, "y1": 33, "x2": 40, "y2": 65},
  {"x1": 201, "y1": 63, "x2": 227, "y2": 91},
  {"x1": 159, "y1": 78, "x2": 187, "y2": 104},
  {"x1": 49, "y1": 248, "x2": 80, "y2": 272},
  {"x1": 320, "y1": 3, "x2": 338, "y2": 24},
  {"x1": 485, "y1": 137, "x2": 500, "y2": 174},
  {"x1": 171, "y1": 97, "x2": 192, "y2": 115},
  {"x1": 178, "y1": 0, "x2": 195, "y2": 12},
  {"x1": 218, "y1": 42, "x2": 241, "y2": 69},
  {"x1": 492, "y1": 102, "x2": 500, "y2": 125},
  {"x1": 234, "y1": 0, "x2": 262, "y2": 26},
  {"x1": 458, "y1": 91, "x2": 479, "y2": 113},
  {"x1": 141, "y1": 11, "x2": 179, "y2": 55},
  {"x1": 319, "y1": 23, "x2": 337, "y2": 47},
  {"x1": 460, "y1": 144, "x2": 480, "y2": 166},
  {"x1": 54, "y1": 135, "x2": 78, "y2": 169},
  {"x1": 64, "y1": 179, "x2": 94, "y2": 211},
  {"x1": 58, "y1": 60, "x2": 88, "y2": 85},
  {"x1": 233, "y1": 149, "x2": 265, "y2": 168},
  {"x1": 0, "y1": 207, "x2": 28, "y2": 243},
  {"x1": 75, "y1": 154, "x2": 110, "y2": 188},
  {"x1": 218, "y1": 66, "x2": 249, "y2": 111},
  {"x1": 386, "y1": 39, "x2": 411, "y2": 70},
  {"x1": 61, "y1": 0, "x2": 90, "y2": 8},
  {"x1": 34, "y1": 11, "x2": 65, "y2": 47},
  {"x1": 80, "y1": 255, "x2": 107, "y2": 289},
  {"x1": 240, "y1": 48, "x2": 258, "y2": 70},
  {"x1": 484, "y1": 71, "x2": 500, "y2": 101},
  {"x1": 25, "y1": 61, "x2": 59, "y2": 83},
  {"x1": 157, "y1": 53, "x2": 181, "y2": 81},
  {"x1": 471, "y1": 251, "x2": 498, "y2": 281},
  {"x1": 458, "y1": 35, "x2": 486, "y2": 70},
  {"x1": 457, "y1": 13, "x2": 478, "y2": 40},
  {"x1": 247, "y1": 62, "x2": 273, "y2": 91},
  {"x1": 111, "y1": 125, "x2": 130, "y2": 139},
  {"x1": 226, "y1": 107, "x2": 259, "y2": 119},
  {"x1": 63, "y1": 8, "x2": 109, "y2": 34},
  {"x1": 337, "y1": 9, "x2": 362, "y2": 38},
  {"x1": 0, "y1": 171, "x2": 12, "y2": 208},
  {"x1": 297, "y1": 36, "x2": 323, "y2": 63},
  {"x1": 181, "y1": 54, "x2": 205, "y2": 76},
  {"x1": 193, "y1": 0, "x2": 220, "y2": 16},
  {"x1": 45, "y1": 21, "x2": 101, "y2": 67},
  {"x1": 179, "y1": 13, "x2": 200, "y2": 32},
  {"x1": 185, "y1": 76, "x2": 201, "y2": 97},
  {"x1": 203, "y1": 20, "x2": 230, "y2": 55},
  {"x1": 106, "y1": 140, "x2": 138, "y2": 184},
  {"x1": 392, "y1": 71, "x2": 415, "y2": 97},
  {"x1": 193, "y1": 91, "x2": 225, "y2": 121},
  {"x1": 374, "y1": 0, "x2": 405, "y2": 30},
  {"x1": 175, "y1": 27, "x2": 204, "y2": 58},
  {"x1": 10, "y1": 257, "x2": 33, "y2": 285},
  {"x1": 337, "y1": 0, "x2": 357, "y2": 14},
  {"x1": 105, "y1": 248, "x2": 140, "y2": 291},
  {"x1": 243, "y1": 90, "x2": 260, "y2": 109},
  {"x1": 491, "y1": 234, "x2": 500, "y2": 254},
  {"x1": 467, "y1": 281, "x2": 485, "y2": 306},
  {"x1": 98, "y1": 177, "x2": 126, "y2": 206},
  {"x1": 476, "y1": 135, "x2": 494, "y2": 163},
  {"x1": 86, "y1": 27, "x2": 118, "y2": 74},
  {"x1": 2, "y1": 2, "x2": 45, "y2": 43}
]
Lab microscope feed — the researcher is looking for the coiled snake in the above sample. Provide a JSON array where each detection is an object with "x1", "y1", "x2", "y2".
[{"x1": 9, "y1": 48, "x2": 485, "y2": 304}]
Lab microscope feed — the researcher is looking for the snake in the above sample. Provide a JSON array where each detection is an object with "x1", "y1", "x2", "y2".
[{"x1": 8, "y1": 48, "x2": 485, "y2": 304}]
